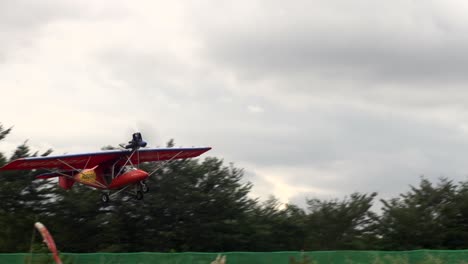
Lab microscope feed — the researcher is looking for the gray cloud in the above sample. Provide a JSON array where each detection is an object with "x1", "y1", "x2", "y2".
[
  {"x1": 0, "y1": 1, "x2": 128, "y2": 63},
  {"x1": 0, "y1": 1, "x2": 73, "y2": 60},
  {"x1": 3, "y1": 0, "x2": 468, "y2": 208},
  {"x1": 189, "y1": 0, "x2": 468, "y2": 85}
]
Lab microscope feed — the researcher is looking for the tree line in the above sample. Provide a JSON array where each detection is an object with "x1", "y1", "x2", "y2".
[{"x1": 1, "y1": 124, "x2": 468, "y2": 252}]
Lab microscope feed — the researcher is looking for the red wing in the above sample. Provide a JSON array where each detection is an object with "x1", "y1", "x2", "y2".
[
  {"x1": 129, "y1": 147, "x2": 212, "y2": 164},
  {"x1": 0, "y1": 150, "x2": 126, "y2": 170},
  {"x1": 0, "y1": 147, "x2": 211, "y2": 171}
]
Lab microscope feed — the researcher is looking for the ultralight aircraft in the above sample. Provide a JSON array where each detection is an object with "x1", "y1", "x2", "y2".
[{"x1": 0, "y1": 133, "x2": 211, "y2": 202}]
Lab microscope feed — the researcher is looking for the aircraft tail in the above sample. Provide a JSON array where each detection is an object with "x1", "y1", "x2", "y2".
[
  {"x1": 36, "y1": 172, "x2": 75, "y2": 189},
  {"x1": 58, "y1": 176, "x2": 75, "y2": 189}
]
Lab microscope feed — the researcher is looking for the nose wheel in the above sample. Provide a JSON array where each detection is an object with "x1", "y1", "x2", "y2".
[
  {"x1": 133, "y1": 182, "x2": 146, "y2": 200},
  {"x1": 140, "y1": 181, "x2": 149, "y2": 193}
]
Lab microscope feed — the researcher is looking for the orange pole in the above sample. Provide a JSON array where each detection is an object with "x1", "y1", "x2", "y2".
[{"x1": 34, "y1": 222, "x2": 62, "y2": 264}]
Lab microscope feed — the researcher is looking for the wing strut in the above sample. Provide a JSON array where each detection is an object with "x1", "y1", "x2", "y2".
[
  {"x1": 148, "y1": 151, "x2": 184, "y2": 177},
  {"x1": 57, "y1": 159, "x2": 80, "y2": 171},
  {"x1": 114, "y1": 149, "x2": 137, "y2": 178}
]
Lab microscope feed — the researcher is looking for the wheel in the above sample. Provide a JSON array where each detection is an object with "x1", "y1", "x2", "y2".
[
  {"x1": 101, "y1": 193, "x2": 110, "y2": 203},
  {"x1": 136, "y1": 191, "x2": 144, "y2": 200},
  {"x1": 141, "y1": 182, "x2": 149, "y2": 193}
]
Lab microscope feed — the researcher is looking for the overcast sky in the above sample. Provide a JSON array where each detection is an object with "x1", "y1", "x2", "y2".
[{"x1": 2, "y1": 0, "x2": 468, "y2": 209}]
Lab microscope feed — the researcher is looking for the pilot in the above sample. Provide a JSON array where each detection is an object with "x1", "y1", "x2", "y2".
[{"x1": 103, "y1": 167, "x2": 112, "y2": 185}]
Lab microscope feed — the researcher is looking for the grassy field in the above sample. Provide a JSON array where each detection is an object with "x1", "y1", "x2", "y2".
[{"x1": 5, "y1": 250, "x2": 468, "y2": 264}]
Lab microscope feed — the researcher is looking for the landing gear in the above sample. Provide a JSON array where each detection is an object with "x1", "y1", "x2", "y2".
[
  {"x1": 136, "y1": 191, "x2": 144, "y2": 200},
  {"x1": 101, "y1": 193, "x2": 110, "y2": 203},
  {"x1": 100, "y1": 182, "x2": 148, "y2": 202},
  {"x1": 140, "y1": 181, "x2": 149, "y2": 193}
]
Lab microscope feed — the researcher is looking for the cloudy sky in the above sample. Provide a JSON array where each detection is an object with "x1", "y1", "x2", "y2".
[{"x1": 2, "y1": 0, "x2": 468, "y2": 209}]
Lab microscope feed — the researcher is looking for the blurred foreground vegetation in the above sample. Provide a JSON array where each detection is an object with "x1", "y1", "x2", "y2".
[
  {"x1": 2, "y1": 124, "x2": 468, "y2": 253},
  {"x1": 9, "y1": 250, "x2": 468, "y2": 264}
]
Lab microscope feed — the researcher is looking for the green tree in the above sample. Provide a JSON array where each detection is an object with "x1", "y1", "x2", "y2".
[
  {"x1": 449, "y1": 181, "x2": 468, "y2": 248},
  {"x1": 304, "y1": 192, "x2": 378, "y2": 250},
  {"x1": 133, "y1": 154, "x2": 255, "y2": 252},
  {"x1": 43, "y1": 184, "x2": 106, "y2": 252},
  {"x1": 0, "y1": 133, "x2": 53, "y2": 252},
  {"x1": 378, "y1": 177, "x2": 458, "y2": 250},
  {"x1": 246, "y1": 196, "x2": 307, "y2": 251}
]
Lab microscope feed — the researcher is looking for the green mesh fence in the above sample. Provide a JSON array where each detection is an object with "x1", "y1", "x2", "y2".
[{"x1": 4, "y1": 250, "x2": 468, "y2": 264}]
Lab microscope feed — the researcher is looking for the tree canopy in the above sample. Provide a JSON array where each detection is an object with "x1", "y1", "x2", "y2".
[{"x1": 2, "y1": 124, "x2": 468, "y2": 252}]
